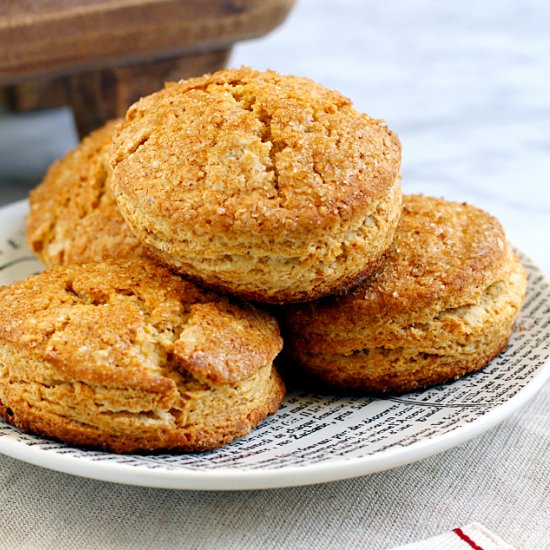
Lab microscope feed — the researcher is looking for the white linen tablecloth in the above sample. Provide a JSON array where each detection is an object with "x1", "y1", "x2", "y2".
[{"x1": 0, "y1": 380, "x2": 547, "y2": 549}]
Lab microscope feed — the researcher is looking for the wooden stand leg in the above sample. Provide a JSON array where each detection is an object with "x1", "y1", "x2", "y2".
[
  {"x1": 67, "y1": 48, "x2": 231, "y2": 138},
  {"x1": 3, "y1": 77, "x2": 69, "y2": 112}
]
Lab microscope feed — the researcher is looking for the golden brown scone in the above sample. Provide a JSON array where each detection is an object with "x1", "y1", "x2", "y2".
[
  {"x1": 282, "y1": 195, "x2": 527, "y2": 393},
  {"x1": 0, "y1": 259, "x2": 285, "y2": 453},
  {"x1": 110, "y1": 67, "x2": 402, "y2": 303},
  {"x1": 26, "y1": 120, "x2": 148, "y2": 266}
]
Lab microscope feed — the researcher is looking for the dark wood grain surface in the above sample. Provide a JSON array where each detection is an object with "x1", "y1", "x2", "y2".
[{"x1": 0, "y1": 0, "x2": 294, "y2": 84}]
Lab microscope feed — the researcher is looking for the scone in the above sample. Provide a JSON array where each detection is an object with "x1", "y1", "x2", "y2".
[
  {"x1": 26, "y1": 120, "x2": 148, "y2": 266},
  {"x1": 282, "y1": 195, "x2": 527, "y2": 393},
  {"x1": 0, "y1": 259, "x2": 285, "y2": 452},
  {"x1": 109, "y1": 67, "x2": 402, "y2": 303}
]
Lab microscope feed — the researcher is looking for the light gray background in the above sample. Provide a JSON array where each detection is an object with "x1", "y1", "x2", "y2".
[{"x1": 0, "y1": 1, "x2": 549, "y2": 548}]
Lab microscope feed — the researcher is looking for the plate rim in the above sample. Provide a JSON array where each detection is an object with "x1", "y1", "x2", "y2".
[
  {"x1": 1, "y1": 357, "x2": 548, "y2": 491},
  {"x1": 0, "y1": 199, "x2": 548, "y2": 490}
]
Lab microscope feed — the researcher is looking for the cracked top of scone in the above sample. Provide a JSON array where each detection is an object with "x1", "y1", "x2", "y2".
[
  {"x1": 283, "y1": 195, "x2": 518, "y2": 351},
  {"x1": 0, "y1": 259, "x2": 282, "y2": 388},
  {"x1": 26, "y1": 120, "x2": 147, "y2": 266},
  {"x1": 109, "y1": 67, "x2": 401, "y2": 237}
]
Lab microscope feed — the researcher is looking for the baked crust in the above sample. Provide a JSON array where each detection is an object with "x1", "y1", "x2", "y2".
[
  {"x1": 282, "y1": 195, "x2": 527, "y2": 392},
  {"x1": 109, "y1": 67, "x2": 402, "y2": 302},
  {"x1": 26, "y1": 120, "x2": 147, "y2": 266},
  {"x1": 0, "y1": 259, "x2": 285, "y2": 452}
]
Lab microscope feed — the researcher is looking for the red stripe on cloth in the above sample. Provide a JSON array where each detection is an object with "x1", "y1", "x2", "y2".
[{"x1": 453, "y1": 527, "x2": 485, "y2": 550}]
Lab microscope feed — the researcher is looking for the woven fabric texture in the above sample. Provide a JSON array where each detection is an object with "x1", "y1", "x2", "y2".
[{"x1": 0, "y1": 382, "x2": 547, "y2": 550}]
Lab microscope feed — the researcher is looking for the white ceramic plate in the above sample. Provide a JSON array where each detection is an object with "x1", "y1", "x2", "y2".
[{"x1": 1, "y1": 200, "x2": 549, "y2": 490}]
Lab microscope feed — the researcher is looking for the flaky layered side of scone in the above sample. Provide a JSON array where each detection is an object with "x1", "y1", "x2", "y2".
[
  {"x1": 0, "y1": 259, "x2": 285, "y2": 452},
  {"x1": 282, "y1": 195, "x2": 527, "y2": 393},
  {"x1": 110, "y1": 67, "x2": 402, "y2": 302},
  {"x1": 26, "y1": 120, "x2": 148, "y2": 266}
]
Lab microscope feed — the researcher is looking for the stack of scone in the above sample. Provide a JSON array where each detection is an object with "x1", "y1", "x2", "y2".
[{"x1": 0, "y1": 67, "x2": 526, "y2": 453}]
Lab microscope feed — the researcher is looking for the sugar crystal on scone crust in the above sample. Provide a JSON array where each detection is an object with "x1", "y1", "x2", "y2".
[
  {"x1": 26, "y1": 120, "x2": 148, "y2": 266},
  {"x1": 281, "y1": 195, "x2": 527, "y2": 393},
  {"x1": 110, "y1": 67, "x2": 402, "y2": 302},
  {"x1": 0, "y1": 259, "x2": 285, "y2": 452}
]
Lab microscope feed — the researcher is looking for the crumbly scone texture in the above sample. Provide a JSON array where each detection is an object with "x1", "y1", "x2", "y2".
[
  {"x1": 0, "y1": 259, "x2": 284, "y2": 452},
  {"x1": 136, "y1": 174, "x2": 401, "y2": 303},
  {"x1": 282, "y1": 195, "x2": 527, "y2": 393},
  {"x1": 109, "y1": 67, "x2": 402, "y2": 302},
  {"x1": 26, "y1": 120, "x2": 148, "y2": 266}
]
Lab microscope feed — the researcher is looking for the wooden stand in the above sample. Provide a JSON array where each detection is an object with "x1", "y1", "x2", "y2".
[{"x1": 0, "y1": 0, "x2": 294, "y2": 137}]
